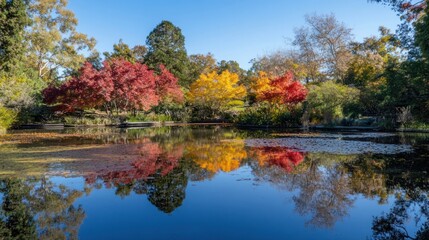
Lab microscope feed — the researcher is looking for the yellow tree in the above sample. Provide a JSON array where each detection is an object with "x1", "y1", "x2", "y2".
[
  {"x1": 186, "y1": 70, "x2": 247, "y2": 116},
  {"x1": 251, "y1": 71, "x2": 273, "y2": 101}
]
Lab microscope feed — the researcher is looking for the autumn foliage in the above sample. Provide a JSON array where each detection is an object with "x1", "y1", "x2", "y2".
[
  {"x1": 85, "y1": 139, "x2": 183, "y2": 186},
  {"x1": 250, "y1": 147, "x2": 305, "y2": 173},
  {"x1": 186, "y1": 70, "x2": 247, "y2": 111},
  {"x1": 43, "y1": 58, "x2": 183, "y2": 113},
  {"x1": 184, "y1": 140, "x2": 247, "y2": 173},
  {"x1": 252, "y1": 71, "x2": 308, "y2": 105}
]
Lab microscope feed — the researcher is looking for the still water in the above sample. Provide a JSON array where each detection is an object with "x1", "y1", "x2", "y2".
[{"x1": 0, "y1": 126, "x2": 427, "y2": 239}]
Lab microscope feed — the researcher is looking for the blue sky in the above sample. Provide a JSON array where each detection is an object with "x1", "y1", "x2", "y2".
[{"x1": 68, "y1": 0, "x2": 400, "y2": 70}]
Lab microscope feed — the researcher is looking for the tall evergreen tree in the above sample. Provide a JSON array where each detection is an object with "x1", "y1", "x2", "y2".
[
  {"x1": 0, "y1": 0, "x2": 29, "y2": 72},
  {"x1": 145, "y1": 20, "x2": 191, "y2": 87}
]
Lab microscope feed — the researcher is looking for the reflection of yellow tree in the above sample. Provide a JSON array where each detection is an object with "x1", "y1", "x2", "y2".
[{"x1": 185, "y1": 140, "x2": 247, "y2": 173}]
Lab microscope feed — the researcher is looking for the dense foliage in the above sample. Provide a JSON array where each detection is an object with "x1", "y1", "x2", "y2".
[
  {"x1": 186, "y1": 70, "x2": 247, "y2": 120},
  {"x1": 0, "y1": 105, "x2": 15, "y2": 131},
  {"x1": 145, "y1": 20, "x2": 191, "y2": 87},
  {"x1": 0, "y1": 0, "x2": 29, "y2": 72},
  {"x1": 306, "y1": 81, "x2": 360, "y2": 125},
  {"x1": 237, "y1": 71, "x2": 307, "y2": 126},
  {"x1": 43, "y1": 59, "x2": 183, "y2": 114}
]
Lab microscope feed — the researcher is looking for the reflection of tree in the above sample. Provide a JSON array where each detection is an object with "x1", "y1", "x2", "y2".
[
  {"x1": 146, "y1": 166, "x2": 188, "y2": 213},
  {"x1": 249, "y1": 147, "x2": 304, "y2": 173},
  {"x1": 82, "y1": 127, "x2": 250, "y2": 213},
  {"x1": 86, "y1": 140, "x2": 184, "y2": 187},
  {"x1": 184, "y1": 140, "x2": 247, "y2": 173},
  {"x1": 249, "y1": 147, "x2": 429, "y2": 230},
  {"x1": 343, "y1": 156, "x2": 388, "y2": 204},
  {"x1": 88, "y1": 160, "x2": 190, "y2": 214},
  {"x1": 33, "y1": 179, "x2": 85, "y2": 240},
  {"x1": 0, "y1": 179, "x2": 36, "y2": 239},
  {"x1": 85, "y1": 137, "x2": 188, "y2": 213},
  {"x1": 0, "y1": 178, "x2": 85, "y2": 240},
  {"x1": 250, "y1": 153, "x2": 354, "y2": 228},
  {"x1": 293, "y1": 167, "x2": 353, "y2": 227},
  {"x1": 372, "y1": 189, "x2": 429, "y2": 240}
]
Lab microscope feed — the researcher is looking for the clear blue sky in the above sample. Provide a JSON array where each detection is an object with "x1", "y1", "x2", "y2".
[{"x1": 68, "y1": 0, "x2": 400, "y2": 70}]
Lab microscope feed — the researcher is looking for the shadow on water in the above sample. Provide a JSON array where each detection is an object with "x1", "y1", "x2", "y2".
[{"x1": 0, "y1": 126, "x2": 428, "y2": 239}]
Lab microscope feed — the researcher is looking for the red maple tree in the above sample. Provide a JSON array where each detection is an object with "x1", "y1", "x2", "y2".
[
  {"x1": 261, "y1": 71, "x2": 308, "y2": 105},
  {"x1": 155, "y1": 65, "x2": 184, "y2": 103},
  {"x1": 43, "y1": 58, "x2": 183, "y2": 113}
]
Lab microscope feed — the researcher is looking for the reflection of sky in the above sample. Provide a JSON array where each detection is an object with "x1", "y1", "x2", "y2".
[
  {"x1": 64, "y1": 168, "x2": 384, "y2": 240},
  {"x1": 49, "y1": 176, "x2": 86, "y2": 191}
]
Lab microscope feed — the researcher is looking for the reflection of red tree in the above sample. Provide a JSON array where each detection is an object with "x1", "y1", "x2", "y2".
[
  {"x1": 251, "y1": 147, "x2": 305, "y2": 173},
  {"x1": 85, "y1": 140, "x2": 183, "y2": 186},
  {"x1": 132, "y1": 142, "x2": 183, "y2": 178}
]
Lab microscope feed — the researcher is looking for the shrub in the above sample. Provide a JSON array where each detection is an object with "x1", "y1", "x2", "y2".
[
  {"x1": 235, "y1": 103, "x2": 303, "y2": 127},
  {"x1": 127, "y1": 113, "x2": 172, "y2": 122},
  {"x1": 0, "y1": 105, "x2": 16, "y2": 131},
  {"x1": 63, "y1": 116, "x2": 116, "y2": 125},
  {"x1": 306, "y1": 81, "x2": 360, "y2": 125}
]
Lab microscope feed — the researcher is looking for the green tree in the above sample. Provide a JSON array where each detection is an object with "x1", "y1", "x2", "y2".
[
  {"x1": 0, "y1": 73, "x2": 40, "y2": 109},
  {"x1": 188, "y1": 53, "x2": 217, "y2": 81},
  {"x1": 382, "y1": 60, "x2": 429, "y2": 121},
  {"x1": 415, "y1": 3, "x2": 429, "y2": 59},
  {"x1": 0, "y1": 0, "x2": 29, "y2": 72},
  {"x1": 145, "y1": 20, "x2": 191, "y2": 87},
  {"x1": 370, "y1": 0, "x2": 429, "y2": 123},
  {"x1": 26, "y1": 0, "x2": 96, "y2": 81},
  {"x1": 344, "y1": 27, "x2": 400, "y2": 115},
  {"x1": 103, "y1": 39, "x2": 147, "y2": 63},
  {"x1": 131, "y1": 45, "x2": 147, "y2": 63},
  {"x1": 217, "y1": 60, "x2": 251, "y2": 88},
  {"x1": 0, "y1": 104, "x2": 16, "y2": 132},
  {"x1": 307, "y1": 81, "x2": 360, "y2": 124}
]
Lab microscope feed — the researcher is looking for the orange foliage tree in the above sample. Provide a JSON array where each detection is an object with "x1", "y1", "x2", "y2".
[{"x1": 253, "y1": 71, "x2": 308, "y2": 106}]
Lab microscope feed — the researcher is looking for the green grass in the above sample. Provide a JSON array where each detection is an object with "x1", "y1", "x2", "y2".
[
  {"x1": 64, "y1": 116, "x2": 115, "y2": 125},
  {"x1": 403, "y1": 121, "x2": 429, "y2": 130},
  {"x1": 127, "y1": 113, "x2": 172, "y2": 122}
]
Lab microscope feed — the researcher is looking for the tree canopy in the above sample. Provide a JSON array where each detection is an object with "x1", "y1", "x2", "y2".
[
  {"x1": 0, "y1": 0, "x2": 29, "y2": 72},
  {"x1": 145, "y1": 20, "x2": 191, "y2": 87}
]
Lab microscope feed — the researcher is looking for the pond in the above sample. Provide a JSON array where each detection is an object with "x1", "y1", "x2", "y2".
[{"x1": 0, "y1": 126, "x2": 428, "y2": 239}]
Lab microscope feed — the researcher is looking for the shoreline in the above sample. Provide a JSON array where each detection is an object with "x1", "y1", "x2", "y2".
[{"x1": 9, "y1": 122, "x2": 429, "y2": 134}]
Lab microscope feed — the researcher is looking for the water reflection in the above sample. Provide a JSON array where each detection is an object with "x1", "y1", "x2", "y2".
[
  {"x1": 249, "y1": 146, "x2": 304, "y2": 173},
  {"x1": 0, "y1": 178, "x2": 84, "y2": 240},
  {"x1": 0, "y1": 127, "x2": 428, "y2": 239},
  {"x1": 372, "y1": 188, "x2": 429, "y2": 240},
  {"x1": 184, "y1": 140, "x2": 247, "y2": 173},
  {"x1": 250, "y1": 153, "x2": 355, "y2": 227}
]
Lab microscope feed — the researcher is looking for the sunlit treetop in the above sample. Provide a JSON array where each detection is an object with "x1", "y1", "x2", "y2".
[{"x1": 186, "y1": 70, "x2": 247, "y2": 111}]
